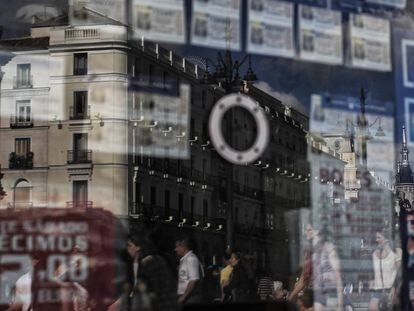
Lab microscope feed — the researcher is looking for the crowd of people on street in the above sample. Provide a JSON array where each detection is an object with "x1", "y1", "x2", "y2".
[
  {"x1": 119, "y1": 222, "x2": 402, "y2": 311},
  {"x1": 6, "y1": 222, "x2": 402, "y2": 311},
  {"x1": 123, "y1": 233, "x2": 290, "y2": 311}
]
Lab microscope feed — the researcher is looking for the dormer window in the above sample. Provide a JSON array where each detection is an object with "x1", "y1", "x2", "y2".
[{"x1": 15, "y1": 64, "x2": 32, "y2": 88}]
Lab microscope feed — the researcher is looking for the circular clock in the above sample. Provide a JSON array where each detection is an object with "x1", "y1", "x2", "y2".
[{"x1": 208, "y1": 94, "x2": 270, "y2": 165}]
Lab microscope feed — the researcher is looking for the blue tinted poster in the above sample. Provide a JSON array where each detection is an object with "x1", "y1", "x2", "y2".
[
  {"x1": 132, "y1": 0, "x2": 186, "y2": 44},
  {"x1": 402, "y1": 40, "x2": 414, "y2": 88},
  {"x1": 366, "y1": 0, "x2": 406, "y2": 9},
  {"x1": 298, "y1": 5, "x2": 343, "y2": 64},
  {"x1": 405, "y1": 98, "x2": 414, "y2": 144},
  {"x1": 247, "y1": 0, "x2": 295, "y2": 58},
  {"x1": 191, "y1": 0, "x2": 241, "y2": 51},
  {"x1": 394, "y1": 24, "x2": 414, "y2": 310},
  {"x1": 349, "y1": 14, "x2": 391, "y2": 71}
]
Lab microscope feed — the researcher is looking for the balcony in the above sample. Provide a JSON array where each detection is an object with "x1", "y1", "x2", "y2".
[
  {"x1": 9, "y1": 152, "x2": 33, "y2": 169},
  {"x1": 129, "y1": 203, "x2": 165, "y2": 219},
  {"x1": 233, "y1": 182, "x2": 264, "y2": 200},
  {"x1": 344, "y1": 181, "x2": 361, "y2": 189},
  {"x1": 130, "y1": 202, "x2": 142, "y2": 215},
  {"x1": 7, "y1": 202, "x2": 33, "y2": 209},
  {"x1": 234, "y1": 224, "x2": 270, "y2": 239},
  {"x1": 66, "y1": 201, "x2": 93, "y2": 209},
  {"x1": 69, "y1": 105, "x2": 90, "y2": 120},
  {"x1": 10, "y1": 114, "x2": 33, "y2": 128},
  {"x1": 13, "y1": 76, "x2": 33, "y2": 89},
  {"x1": 65, "y1": 28, "x2": 100, "y2": 39},
  {"x1": 67, "y1": 150, "x2": 92, "y2": 164},
  {"x1": 134, "y1": 159, "x2": 218, "y2": 187}
]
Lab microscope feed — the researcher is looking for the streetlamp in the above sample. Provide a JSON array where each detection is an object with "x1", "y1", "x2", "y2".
[
  {"x1": 201, "y1": 51, "x2": 258, "y2": 91},
  {"x1": 200, "y1": 50, "x2": 258, "y2": 248},
  {"x1": 338, "y1": 88, "x2": 386, "y2": 168}
]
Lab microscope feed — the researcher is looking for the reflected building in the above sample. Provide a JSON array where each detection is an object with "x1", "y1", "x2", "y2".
[
  {"x1": 319, "y1": 91, "x2": 395, "y2": 290},
  {"x1": 128, "y1": 47, "x2": 310, "y2": 275},
  {"x1": 0, "y1": 9, "x2": 129, "y2": 214},
  {"x1": 0, "y1": 6, "x2": 311, "y2": 278},
  {"x1": 396, "y1": 125, "x2": 414, "y2": 309}
]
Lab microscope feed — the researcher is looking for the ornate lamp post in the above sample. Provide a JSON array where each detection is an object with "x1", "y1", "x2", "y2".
[
  {"x1": 201, "y1": 51, "x2": 258, "y2": 248},
  {"x1": 341, "y1": 88, "x2": 386, "y2": 168}
]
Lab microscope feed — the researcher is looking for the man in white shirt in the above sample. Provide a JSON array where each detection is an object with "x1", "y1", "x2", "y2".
[
  {"x1": 175, "y1": 237, "x2": 203, "y2": 306},
  {"x1": 9, "y1": 272, "x2": 31, "y2": 311},
  {"x1": 8, "y1": 256, "x2": 39, "y2": 311}
]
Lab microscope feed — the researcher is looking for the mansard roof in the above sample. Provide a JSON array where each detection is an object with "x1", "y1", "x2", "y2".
[
  {"x1": 32, "y1": 7, "x2": 124, "y2": 28},
  {"x1": 0, "y1": 37, "x2": 49, "y2": 51}
]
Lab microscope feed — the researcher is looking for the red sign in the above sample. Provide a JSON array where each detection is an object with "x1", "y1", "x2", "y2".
[{"x1": 0, "y1": 208, "x2": 126, "y2": 310}]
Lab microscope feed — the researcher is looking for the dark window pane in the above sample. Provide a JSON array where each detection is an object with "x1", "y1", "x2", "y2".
[{"x1": 74, "y1": 53, "x2": 87, "y2": 75}]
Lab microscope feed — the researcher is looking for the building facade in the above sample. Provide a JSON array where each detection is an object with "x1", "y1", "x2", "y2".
[
  {"x1": 0, "y1": 11, "x2": 129, "y2": 214},
  {"x1": 0, "y1": 7, "x2": 312, "y2": 278}
]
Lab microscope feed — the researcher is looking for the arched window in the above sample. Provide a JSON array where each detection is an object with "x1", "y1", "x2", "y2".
[{"x1": 13, "y1": 178, "x2": 32, "y2": 208}]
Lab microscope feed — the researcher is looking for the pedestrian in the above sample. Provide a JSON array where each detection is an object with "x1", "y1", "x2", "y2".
[
  {"x1": 120, "y1": 235, "x2": 177, "y2": 311},
  {"x1": 175, "y1": 237, "x2": 204, "y2": 307},
  {"x1": 289, "y1": 222, "x2": 343, "y2": 310},
  {"x1": 257, "y1": 269, "x2": 274, "y2": 300},
  {"x1": 8, "y1": 255, "x2": 39, "y2": 311},
  {"x1": 288, "y1": 248, "x2": 312, "y2": 303},
  {"x1": 297, "y1": 291, "x2": 314, "y2": 311},
  {"x1": 270, "y1": 283, "x2": 287, "y2": 301},
  {"x1": 223, "y1": 251, "x2": 256, "y2": 302},
  {"x1": 368, "y1": 228, "x2": 401, "y2": 311},
  {"x1": 220, "y1": 252, "x2": 233, "y2": 302},
  {"x1": 202, "y1": 265, "x2": 220, "y2": 303}
]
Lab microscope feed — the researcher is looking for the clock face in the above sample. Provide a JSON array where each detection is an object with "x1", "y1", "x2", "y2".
[
  {"x1": 209, "y1": 93, "x2": 269, "y2": 165},
  {"x1": 334, "y1": 140, "x2": 341, "y2": 150}
]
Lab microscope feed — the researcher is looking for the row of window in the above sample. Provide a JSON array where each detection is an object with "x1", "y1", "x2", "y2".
[
  {"x1": 6, "y1": 178, "x2": 88, "y2": 208},
  {"x1": 12, "y1": 53, "x2": 87, "y2": 90},
  {"x1": 4, "y1": 179, "x2": 88, "y2": 207},
  {"x1": 8, "y1": 132, "x2": 90, "y2": 169},
  {"x1": 9, "y1": 54, "x2": 88, "y2": 127},
  {"x1": 9, "y1": 90, "x2": 88, "y2": 128},
  {"x1": 11, "y1": 134, "x2": 89, "y2": 157},
  {"x1": 134, "y1": 58, "x2": 175, "y2": 91},
  {"x1": 135, "y1": 183, "x2": 209, "y2": 221}
]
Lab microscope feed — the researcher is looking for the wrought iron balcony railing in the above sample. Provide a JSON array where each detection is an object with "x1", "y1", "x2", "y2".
[
  {"x1": 66, "y1": 201, "x2": 93, "y2": 209},
  {"x1": 10, "y1": 114, "x2": 33, "y2": 128},
  {"x1": 67, "y1": 150, "x2": 92, "y2": 164},
  {"x1": 233, "y1": 182, "x2": 264, "y2": 200},
  {"x1": 134, "y1": 159, "x2": 218, "y2": 186},
  {"x1": 9, "y1": 152, "x2": 34, "y2": 169},
  {"x1": 69, "y1": 105, "x2": 90, "y2": 120},
  {"x1": 130, "y1": 202, "x2": 142, "y2": 215},
  {"x1": 13, "y1": 75, "x2": 33, "y2": 89},
  {"x1": 129, "y1": 203, "x2": 165, "y2": 218}
]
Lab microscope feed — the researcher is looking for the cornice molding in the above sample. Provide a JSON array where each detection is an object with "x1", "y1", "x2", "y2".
[
  {"x1": 50, "y1": 73, "x2": 128, "y2": 84},
  {"x1": 1, "y1": 87, "x2": 50, "y2": 97}
]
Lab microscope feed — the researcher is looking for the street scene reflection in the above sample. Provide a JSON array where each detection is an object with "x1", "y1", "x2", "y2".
[{"x1": 0, "y1": 0, "x2": 413, "y2": 310}]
